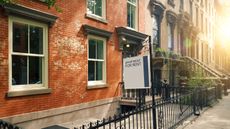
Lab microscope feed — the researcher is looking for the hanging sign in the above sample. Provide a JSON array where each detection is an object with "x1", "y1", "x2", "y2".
[{"x1": 123, "y1": 55, "x2": 151, "y2": 89}]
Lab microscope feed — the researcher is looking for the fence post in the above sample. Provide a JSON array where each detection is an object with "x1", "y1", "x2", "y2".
[
  {"x1": 222, "y1": 79, "x2": 229, "y2": 96},
  {"x1": 215, "y1": 85, "x2": 218, "y2": 100},
  {"x1": 217, "y1": 83, "x2": 223, "y2": 99},
  {"x1": 205, "y1": 86, "x2": 209, "y2": 107},
  {"x1": 193, "y1": 88, "x2": 200, "y2": 116},
  {"x1": 148, "y1": 36, "x2": 157, "y2": 129},
  {"x1": 192, "y1": 89, "x2": 196, "y2": 115},
  {"x1": 164, "y1": 81, "x2": 170, "y2": 100}
]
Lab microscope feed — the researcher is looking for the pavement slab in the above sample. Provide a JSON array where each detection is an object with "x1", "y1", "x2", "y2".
[{"x1": 183, "y1": 95, "x2": 230, "y2": 129}]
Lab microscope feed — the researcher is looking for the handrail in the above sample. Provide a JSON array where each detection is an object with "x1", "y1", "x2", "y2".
[
  {"x1": 193, "y1": 58, "x2": 226, "y2": 77},
  {"x1": 212, "y1": 63, "x2": 230, "y2": 77},
  {"x1": 182, "y1": 56, "x2": 222, "y2": 78}
]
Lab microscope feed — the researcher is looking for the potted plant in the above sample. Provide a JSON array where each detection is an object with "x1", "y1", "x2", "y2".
[
  {"x1": 169, "y1": 51, "x2": 181, "y2": 59},
  {"x1": 154, "y1": 47, "x2": 166, "y2": 57},
  {"x1": 176, "y1": 53, "x2": 182, "y2": 60}
]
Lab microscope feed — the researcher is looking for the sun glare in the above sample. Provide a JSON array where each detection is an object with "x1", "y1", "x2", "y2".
[
  {"x1": 220, "y1": 20, "x2": 230, "y2": 39},
  {"x1": 217, "y1": 17, "x2": 230, "y2": 48}
]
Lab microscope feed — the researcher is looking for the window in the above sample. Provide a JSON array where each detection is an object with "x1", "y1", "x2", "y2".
[
  {"x1": 87, "y1": 0, "x2": 106, "y2": 18},
  {"x1": 201, "y1": 13, "x2": 203, "y2": 32},
  {"x1": 152, "y1": 16, "x2": 158, "y2": 45},
  {"x1": 196, "y1": 7, "x2": 198, "y2": 26},
  {"x1": 190, "y1": 1, "x2": 193, "y2": 19},
  {"x1": 205, "y1": 0, "x2": 207, "y2": 11},
  {"x1": 206, "y1": 18, "x2": 208, "y2": 36},
  {"x1": 168, "y1": 0, "x2": 175, "y2": 7},
  {"x1": 127, "y1": 0, "x2": 138, "y2": 29},
  {"x1": 168, "y1": 23, "x2": 173, "y2": 51},
  {"x1": 88, "y1": 36, "x2": 106, "y2": 86},
  {"x1": 180, "y1": 0, "x2": 184, "y2": 11},
  {"x1": 9, "y1": 16, "x2": 48, "y2": 91}
]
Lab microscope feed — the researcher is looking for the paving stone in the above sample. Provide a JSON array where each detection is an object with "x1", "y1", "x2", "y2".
[{"x1": 183, "y1": 95, "x2": 230, "y2": 129}]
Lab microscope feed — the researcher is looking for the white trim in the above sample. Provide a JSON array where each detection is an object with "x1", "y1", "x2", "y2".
[
  {"x1": 12, "y1": 52, "x2": 45, "y2": 57},
  {"x1": 8, "y1": 16, "x2": 48, "y2": 92},
  {"x1": 88, "y1": 59, "x2": 104, "y2": 62},
  {"x1": 87, "y1": 35, "x2": 106, "y2": 87}
]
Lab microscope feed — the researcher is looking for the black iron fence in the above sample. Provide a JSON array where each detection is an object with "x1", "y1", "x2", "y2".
[
  {"x1": 0, "y1": 86, "x2": 220, "y2": 129},
  {"x1": 0, "y1": 120, "x2": 22, "y2": 129},
  {"x1": 75, "y1": 86, "x2": 219, "y2": 129}
]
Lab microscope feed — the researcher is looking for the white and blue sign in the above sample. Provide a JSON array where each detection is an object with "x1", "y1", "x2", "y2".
[{"x1": 123, "y1": 55, "x2": 151, "y2": 89}]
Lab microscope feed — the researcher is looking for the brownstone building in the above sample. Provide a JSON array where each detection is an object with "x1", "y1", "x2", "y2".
[{"x1": 0, "y1": 0, "x2": 149, "y2": 128}]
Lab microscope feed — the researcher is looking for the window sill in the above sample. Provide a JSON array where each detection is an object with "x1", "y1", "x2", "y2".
[
  {"x1": 87, "y1": 84, "x2": 108, "y2": 90},
  {"x1": 126, "y1": 26, "x2": 137, "y2": 31},
  {"x1": 85, "y1": 13, "x2": 108, "y2": 24},
  {"x1": 7, "y1": 88, "x2": 52, "y2": 98}
]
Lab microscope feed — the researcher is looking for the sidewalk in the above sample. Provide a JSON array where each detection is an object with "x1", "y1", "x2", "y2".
[{"x1": 182, "y1": 94, "x2": 230, "y2": 129}]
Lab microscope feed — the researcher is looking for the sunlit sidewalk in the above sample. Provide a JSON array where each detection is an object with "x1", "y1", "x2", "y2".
[{"x1": 181, "y1": 92, "x2": 230, "y2": 129}]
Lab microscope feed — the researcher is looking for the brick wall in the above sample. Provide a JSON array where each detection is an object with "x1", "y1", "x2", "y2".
[{"x1": 0, "y1": 0, "x2": 148, "y2": 118}]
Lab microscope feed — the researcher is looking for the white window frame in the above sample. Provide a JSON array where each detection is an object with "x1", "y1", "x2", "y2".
[
  {"x1": 8, "y1": 16, "x2": 48, "y2": 91},
  {"x1": 87, "y1": 35, "x2": 106, "y2": 86},
  {"x1": 127, "y1": 0, "x2": 138, "y2": 30},
  {"x1": 86, "y1": 0, "x2": 106, "y2": 19}
]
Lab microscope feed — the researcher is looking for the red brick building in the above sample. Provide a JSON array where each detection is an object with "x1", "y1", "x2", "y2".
[{"x1": 0, "y1": 0, "x2": 148, "y2": 128}]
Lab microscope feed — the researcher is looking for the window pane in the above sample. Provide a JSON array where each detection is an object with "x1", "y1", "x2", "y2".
[
  {"x1": 131, "y1": 5, "x2": 136, "y2": 28},
  {"x1": 88, "y1": 61, "x2": 95, "y2": 81},
  {"x1": 87, "y1": 0, "x2": 95, "y2": 14},
  {"x1": 168, "y1": 24, "x2": 172, "y2": 50},
  {"x1": 88, "y1": 61, "x2": 103, "y2": 81},
  {"x1": 89, "y1": 39, "x2": 96, "y2": 59},
  {"x1": 12, "y1": 55, "x2": 27, "y2": 85},
  {"x1": 95, "y1": 0, "x2": 102, "y2": 16},
  {"x1": 152, "y1": 16, "x2": 158, "y2": 45},
  {"x1": 30, "y1": 26, "x2": 43, "y2": 54},
  {"x1": 13, "y1": 22, "x2": 28, "y2": 53},
  {"x1": 127, "y1": 4, "x2": 136, "y2": 28},
  {"x1": 87, "y1": 0, "x2": 103, "y2": 17},
  {"x1": 96, "y1": 61, "x2": 103, "y2": 80},
  {"x1": 128, "y1": 0, "x2": 136, "y2": 4},
  {"x1": 97, "y1": 40, "x2": 104, "y2": 59},
  {"x1": 127, "y1": 4, "x2": 131, "y2": 28},
  {"x1": 29, "y1": 57, "x2": 42, "y2": 84}
]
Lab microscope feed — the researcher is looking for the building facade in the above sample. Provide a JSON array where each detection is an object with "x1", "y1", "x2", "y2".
[
  {"x1": 0, "y1": 0, "x2": 223, "y2": 128},
  {"x1": 143, "y1": 0, "x2": 217, "y2": 86},
  {"x1": 214, "y1": 0, "x2": 230, "y2": 75},
  {"x1": 0, "y1": 0, "x2": 149, "y2": 128}
]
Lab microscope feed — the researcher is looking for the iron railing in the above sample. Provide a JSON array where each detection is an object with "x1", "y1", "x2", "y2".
[
  {"x1": 0, "y1": 86, "x2": 219, "y2": 129},
  {"x1": 75, "y1": 86, "x2": 219, "y2": 129},
  {"x1": 0, "y1": 120, "x2": 22, "y2": 129}
]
